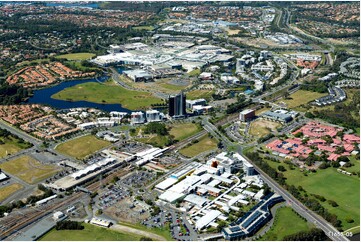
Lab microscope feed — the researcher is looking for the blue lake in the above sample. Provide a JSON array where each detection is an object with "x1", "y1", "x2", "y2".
[{"x1": 26, "y1": 76, "x2": 131, "y2": 113}]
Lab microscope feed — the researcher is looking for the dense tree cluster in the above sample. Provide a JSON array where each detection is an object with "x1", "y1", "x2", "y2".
[
  {"x1": 283, "y1": 228, "x2": 328, "y2": 241},
  {"x1": 0, "y1": 79, "x2": 30, "y2": 105},
  {"x1": 55, "y1": 221, "x2": 84, "y2": 230},
  {"x1": 144, "y1": 122, "x2": 168, "y2": 136},
  {"x1": 226, "y1": 96, "x2": 252, "y2": 114},
  {"x1": 313, "y1": 90, "x2": 360, "y2": 130},
  {"x1": 300, "y1": 80, "x2": 328, "y2": 93}
]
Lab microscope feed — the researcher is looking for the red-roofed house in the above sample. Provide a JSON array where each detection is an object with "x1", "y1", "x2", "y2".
[
  {"x1": 308, "y1": 139, "x2": 326, "y2": 145},
  {"x1": 344, "y1": 143, "x2": 354, "y2": 152},
  {"x1": 318, "y1": 145, "x2": 336, "y2": 153},
  {"x1": 266, "y1": 139, "x2": 283, "y2": 149},
  {"x1": 294, "y1": 145, "x2": 313, "y2": 155},
  {"x1": 343, "y1": 134, "x2": 360, "y2": 144},
  {"x1": 286, "y1": 138, "x2": 303, "y2": 145},
  {"x1": 328, "y1": 153, "x2": 341, "y2": 161},
  {"x1": 332, "y1": 138, "x2": 342, "y2": 145}
]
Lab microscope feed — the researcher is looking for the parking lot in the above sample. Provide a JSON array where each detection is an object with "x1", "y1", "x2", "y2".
[
  {"x1": 117, "y1": 142, "x2": 152, "y2": 154},
  {"x1": 143, "y1": 209, "x2": 199, "y2": 241},
  {"x1": 120, "y1": 170, "x2": 156, "y2": 188},
  {"x1": 97, "y1": 184, "x2": 131, "y2": 209}
]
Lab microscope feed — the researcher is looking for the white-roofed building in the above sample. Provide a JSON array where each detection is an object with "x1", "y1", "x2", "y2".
[
  {"x1": 0, "y1": 172, "x2": 9, "y2": 182},
  {"x1": 155, "y1": 177, "x2": 178, "y2": 190},
  {"x1": 159, "y1": 190, "x2": 185, "y2": 203},
  {"x1": 184, "y1": 194, "x2": 209, "y2": 208},
  {"x1": 195, "y1": 210, "x2": 222, "y2": 230},
  {"x1": 169, "y1": 175, "x2": 202, "y2": 194},
  {"x1": 131, "y1": 111, "x2": 145, "y2": 124},
  {"x1": 53, "y1": 211, "x2": 65, "y2": 221},
  {"x1": 146, "y1": 109, "x2": 161, "y2": 122},
  {"x1": 254, "y1": 189, "x2": 264, "y2": 201}
]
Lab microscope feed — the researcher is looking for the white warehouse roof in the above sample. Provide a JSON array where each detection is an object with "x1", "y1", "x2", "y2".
[
  {"x1": 195, "y1": 210, "x2": 222, "y2": 230},
  {"x1": 155, "y1": 177, "x2": 178, "y2": 190},
  {"x1": 159, "y1": 190, "x2": 185, "y2": 203}
]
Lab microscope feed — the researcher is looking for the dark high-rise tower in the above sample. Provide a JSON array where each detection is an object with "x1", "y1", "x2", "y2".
[{"x1": 168, "y1": 92, "x2": 186, "y2": 118}]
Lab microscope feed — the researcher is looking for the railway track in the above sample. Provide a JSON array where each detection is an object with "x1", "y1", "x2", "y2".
[{"x1": 0, "y1": 166, "x2": 130, "y2": 240}]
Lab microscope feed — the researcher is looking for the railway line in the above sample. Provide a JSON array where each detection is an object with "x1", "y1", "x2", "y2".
[{"x1": 0, "y1": 166, "x2": 131, "y2": 240}]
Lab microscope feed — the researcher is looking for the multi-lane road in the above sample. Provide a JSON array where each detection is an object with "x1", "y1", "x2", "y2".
[{"x1": 201, "y1": 120, "x2": 349, "y2": 241}]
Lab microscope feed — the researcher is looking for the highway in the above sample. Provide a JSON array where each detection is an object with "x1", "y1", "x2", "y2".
[
  {"x1": 0, "y1": 120, "x2": 42, "y2": 146},
  {"x1": 242, "y1": 154, "x2": 349, "y2": 241}
]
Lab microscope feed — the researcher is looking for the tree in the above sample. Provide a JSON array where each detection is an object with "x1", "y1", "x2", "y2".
[
  {"x1": 328, "y1": 200, "x2": 338, "y2": 207},
  {"x1": 140, "y1": 237, "x2": 153, "y2": 241},
  {"x1": 294, "y1": 132, "x2": 303, "y2": 138},
  {"x1": 55, "y1": 221, "x2": 84, "y2": 230},
  {"x1": 283, "y1": 228, "x2": 327, "y2": 241},
  {"x1": 144, "y1": 122, "x2": 168, "y2": 136},
  {"x1": 217, "y1": 220, "x2": 227, "y2": 232},
  {"x1": 305, "y1": 112, "x2": 315, "y2": 118},
  {"x1": 278, "y1": 165, "x2": 287, "y2": 172}
]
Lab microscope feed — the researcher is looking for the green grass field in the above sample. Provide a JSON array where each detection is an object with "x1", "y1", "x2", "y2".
[
  {"x1": 263, "y1": 158, "x2": 360, "y2": 230},
  {"x1": 186, "y1": 90, "x2": 215, "y2": 101},
  {"x1": 278, "y1": 90, "x2": 327, "y2": 109},
  {"x1": 0, "y1": 156, "x2": 61, "y2": 184},
  {"x1": 40, "y1": 223, "x2": 143, "y2": 241},
  {"x1": 55, "y1": 135, "x2": 110, "y2": 160},
  {"x1": 0, "y1": 183, "x2": 24, "y2": 202},
  {"x1": 119, "y1": 222, "x2": 173, "y2": 241},
  {"x1": 52, "y1": 81, "x2": 162, "y2": 110},
  {"x1": 260, "y1": 206, "x2": 313, "y2": 240},
  {"x1": 188, "y1": 68, "x2": 201, "y2": 77},
  {"x1": 159, "y1": 82, "x2": 188, "y2": 91},
  {"x1": 179, "y1": 135, "x2": 217, "y2": 157},
  {"x1": 136, "y1": 135, "x2": 169, "y2": 148},
  {"x1": 344, "y1": 156, "x2": 360, "y2": 173},
  {"x1": 0, "y1": 136, "x2": 31, "y2": 158},
  {"x1": 169, "y1": 123, "x2": 202, "y2": 141},
  {"x1": 56, "y1": 53, "x2": 96, "y2": 60}
]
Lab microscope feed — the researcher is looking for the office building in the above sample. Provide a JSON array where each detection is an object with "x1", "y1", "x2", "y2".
[
  {"x1": 169, "y1": 92, "x2": 186, "y2": 118},
  {"x1": 146, "y1": 109, "x2": 161, "y2": 122},
  {"x1": 186, "y1": 98, "x2": 207, "y2": 109},
  {"x1": 239, "y1": 109, "x2": 255, "y2": 122},
  {"x1": 243, "y1": 160, "x2": 256, "y2": 176},
  {"x1": 131, "y1": 111, "x2": 145, "y2": 124}
]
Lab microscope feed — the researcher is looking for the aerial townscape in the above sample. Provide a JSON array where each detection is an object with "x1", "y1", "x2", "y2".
[{"x1": 0, "y1": 1, "x2": 359, "y2": 242}]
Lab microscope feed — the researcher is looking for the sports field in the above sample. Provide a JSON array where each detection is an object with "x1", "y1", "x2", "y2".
[
  {"x1": 249, "y1": 120, "x2": 280, "y2": 138},
  {"x1": 179, "y1": 135, "x2": 217, "y2": 158},
  {"x1": 264, "y1": 158, "x2": 360, "y2": 230},
  {"x1": 52, "y1": 81, "x2": 162, "y2": 110},
  {"x1": 40, "y1": 223, "x2": 143, "y2": 241},
  {"x1": 260, "y1": 206, "x2": 313, "y2": 240},
  {"x1": 55, "y1": 135, "x2": 110, "y2": 160},
  {"x1": 0, "y1": 156, "x2": 61, "y2": 184},
  {"x1": 56, "y1": 53, "x2": 96, "y2": 60},
  {"x1": 278, "y1": 90, "x2": 327, "y2": 109},
  {"x1": 0, "y1": 183, "x2": 24, "y2": 202},
  {"x1": 169, "y1": 123, "x2": 202, "y2": 141}
]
